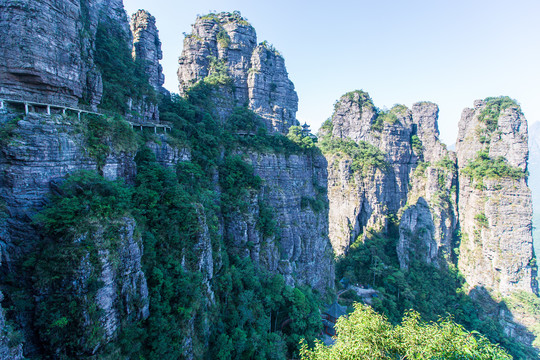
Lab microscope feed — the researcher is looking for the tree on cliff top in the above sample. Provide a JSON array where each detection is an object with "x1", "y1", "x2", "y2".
[{"x1": 299, "y1": 303, "x2": 511, "y2": 360}]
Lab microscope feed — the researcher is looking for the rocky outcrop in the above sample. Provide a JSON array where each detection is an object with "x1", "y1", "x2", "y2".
[
  {"x1": 0, "y1": 113, "x2": 135, "y2": 267},
  {"x1": 226, "y1": 151, "x2": 334, "y2": 292},
  {"x1": 129, "y1": 9, "x2": 167, "y2": 122},
  {"x1": 529, "y1": 122, "x2": 540, "y2": 256},
  {"x1": 456, "y1": 98, "x2": 537, "y2": 296},
  {"x1": 0, "y1": 0, "x2": 103, "y2": 108},
  {"x1": 131, "y1": 10, "x2": 166, "y2": 93},
  {"x1": 33, "y1": 217, "x2": 149, "y2": 356},
  {"x1": 177, "y1": 12, "x2": 299, "y2": 133},
  {"x1": 325, "y1": 91, "x2": 458, "y2": 264},
  {"x1": 0, "y1": 0, "x2": 163, "y2": 121}
]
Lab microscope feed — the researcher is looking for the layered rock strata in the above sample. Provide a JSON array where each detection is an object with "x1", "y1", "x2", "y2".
[
  {"x1": 178, "y1": 12, "x2": 298, "y2": 133},
  {"x1": 226, "y1": 152, "x2": 334, "y2": 292},
  {"x1": 130, "y1": 9, "x2": 166, "y2": 122},
  {"x1": 131, "y1": 10, "x2": 166, "y2": 93},
  {"x1": 325, "y1": 91, "x2": 457, "y2": 266},
  {"x1": 456, "y1": 99, "x2": 537, "y2": 296},
  {"x1": 0, "y1": 0, "x2": 103, "y2": 108}
]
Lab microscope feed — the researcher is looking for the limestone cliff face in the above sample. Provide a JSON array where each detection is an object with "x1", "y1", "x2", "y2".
[
  {"x1": 177, "y1": 12, "x2": 298, "y2": 133},
  {"x1": 456, "y1": 99, "x2": 536, "y2": 296},
  {"x1": 325, "y1": 91, "x2": 457, "y2": 266},
  {"x1": 0, "y1": 0, "x2": 163, "y2": 122},
  {"x1": 131, "y1": 10, "x2": 165, "y2": 93},
  {"x1": 225, "y1": 152, "x2": 334, "y2": 292},
  {"x1": 129, "y1": 9, "x2": 166, "y2": 122},
  {"x1": 32, "y1": 217, "x2": 149, "y2": 356},
  {"x1": 529, "y1": 122, "x2": 540, "y2": 255},
  {"x1": 0, "y1": 0, "x2": 103, "y2": 108}
]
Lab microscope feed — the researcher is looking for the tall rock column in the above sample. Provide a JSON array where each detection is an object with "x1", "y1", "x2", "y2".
[
  {"x1": 456, "y1": 97, "x2": 537, "y2": 296},
  {"x1": 131, "y1": 10, "x2": 166, "y2": 94},
  {"x1": 177, "y1": 12, "x2": 299, "y2": 133},
  {"x1": 323, "y1": 91, "x2": 458, "y2": 264}
]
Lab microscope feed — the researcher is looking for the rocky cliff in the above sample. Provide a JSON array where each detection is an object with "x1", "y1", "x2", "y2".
[
  {"x1": 0, "y1": 0, "x2": 103, "y2": 108},
  {"x1": 323, "y1": 91, "x2": 457, "y2": 267},
  {"x1": 456, "y1": 97, "x2": 537, "y2": 296},
  {"x1": 0, "y1": 0, "x2": 163, "y2": 122},
  {"x1": 178, "y1": 12, "x2": 299, "y2": 133},
  {"x1": 131, "y1": 10, "x2": 165, "y2": 93},
  {"x1": 230, "y1": 151, "x2": 334, "y2": 291},
  {"x1": 129, "y1": 9, "x2": 166, "y2": 122},
  {"x1": 529, "y1": 121, "x2": 540, "y2": 256}
]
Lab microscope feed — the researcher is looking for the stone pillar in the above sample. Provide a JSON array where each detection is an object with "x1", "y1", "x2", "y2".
[
  {"x1": 47, "y1": 105, "x2": 50, "y2": 115},
  {"x1": 78, "y1": 111, "x2": 81, "y2": 120},
  {"x1": 24, "y1": 103, "x2": 29, "y2": 114}
]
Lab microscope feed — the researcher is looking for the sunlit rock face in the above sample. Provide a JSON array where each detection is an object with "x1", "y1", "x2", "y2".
[
  {"x1": 325, "y1": 92, "x2": 457, "y2": 268},
  {"x1": 456, "y1": 99, "x2": 536, "y2": 296},
  {"x1": 177, "y1": 12, "x2": 299, "y2": 133}
]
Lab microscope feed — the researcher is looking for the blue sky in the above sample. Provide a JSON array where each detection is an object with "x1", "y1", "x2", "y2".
[{"x1": 123, "y1": 0, "x2": 540, "y2": 145}]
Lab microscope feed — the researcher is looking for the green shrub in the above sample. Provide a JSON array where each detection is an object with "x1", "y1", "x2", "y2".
[
  {"x1": 461, "y1": 150, "x2": 525, "y2": 188},
  {"x1": 318, "y1": 136, "x2": 387, "y2": 175},
  {"x1": 300, "y1": 303, "x2": 512, "y2": 360}
]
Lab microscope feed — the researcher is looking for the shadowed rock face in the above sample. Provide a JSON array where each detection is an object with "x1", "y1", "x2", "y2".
[
  {"x1": 456, "y1": 99, "x2": 537, "y2": 296},
  {"x1": 0, "y1": 0, "x2": 130, "y2": 109},
  {"x1": 177, "y1": 12, "x2": 298, "y2": 133},
  {"x1": 225, "y1": 152, "x2": 334, "y2": 292},
  {"x1": 0, "y1": 0, "x2": 102, "y2": 108},
  {"x1": 325, "y1": 91, "x2": 458, "y2": 266}
]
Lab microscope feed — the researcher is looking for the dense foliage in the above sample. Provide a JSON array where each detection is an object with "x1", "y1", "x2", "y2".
[
  {"x1": 11, "y1": 74, "x2": 326, "y2": 359},
  {"x1": 335, "y1": 228, "x2": 538, "y2": 359},
  {"x1": 318, "y1": 135, "x2": 387, "y2": 175},
  {"x1": 461, "y1": 150, "x2": 526, "y2": 188},
  {"x1": 300, "y1": 303, "x2": 512, "y2": 359}
]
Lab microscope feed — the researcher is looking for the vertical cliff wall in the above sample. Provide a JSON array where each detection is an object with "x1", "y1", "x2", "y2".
[
  {"x1": 456, "y1": 97, "x2": 537, "y2": 296},
  {"x1": 529, "y1": 121, "x2": 540, "y2": 256},
  {"x1": 0, "y1": 0, "x2": 103, "y2": 108},
  {"x1": 323, "y1": 91, "x2": 457, "y2": 267},
  {"x1": 230, "y1": 151, "x2": 334, "y2": 291},
  {"x1": 178, "y1": 12, "x2": 299, "y2": 133}
]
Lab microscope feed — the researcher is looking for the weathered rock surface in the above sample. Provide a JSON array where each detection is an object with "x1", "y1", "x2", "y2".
[
  {"x1": 177, "y1": 12, "x2": 299, "y2": 133},
  {"x1": 325, "y1": 91, "x2": 457, "y2": 265},
  {"x1": 129, "y1": 9, "x2": 167, "y2": 122},
  {"x1": 529, "y1": 121, "x2": 540, "y2": 255},
  {"x1": 456, "y1": 99, "x2": 536, "y2": 296},
  {"x1": 131, "y1": 10, "x2": 165, "y2": 93},
  {"x1": 0, "y1": 113, "x2": 135, "y2": 266},
  {"x1": 226, "y1": 151, "x2": 334, "y2": 292},
  {"x1": 0, "y1": 0, "x2": 101, "y2": 108},
  {"x1": 0, "y1": 112, "x2": 141, "y2": 355},
  {"x1": 146, "y1": 137, "x2": 191, "y2": 167},
  {"x1": 0, "y1": 0, "x2": 132, "y2": 109}
]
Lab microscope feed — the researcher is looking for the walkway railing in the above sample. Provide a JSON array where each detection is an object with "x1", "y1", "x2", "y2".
[{"x1": 0, "y1": 97, "x2": 170, "y2": 133}]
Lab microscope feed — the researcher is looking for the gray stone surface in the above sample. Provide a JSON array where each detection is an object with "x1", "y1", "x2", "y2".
[
  {"x1": 131, "y1": 10, "x2": 165, "y2": 93},
  {"x1": 529, "y1": 122, "x2": 540, "y2": 256},
  {"x1": 456, "y1": 100, "x2": 536, "y2": 296},
  {"x1": 225, "y1": 151, "x2": 335, "y2": 292},
  {"x1": 177, "y1": 12, "x2": 299, "y2": 133},
  {"x1": 326, "y1": 92, "x2": 458, "y2": 264},
  {"x1": 0, "y1": 0, "x2": 103, "y2": 108}
]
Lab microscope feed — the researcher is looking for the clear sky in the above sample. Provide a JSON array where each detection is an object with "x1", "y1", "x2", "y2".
[{"x1": 123, "y1": 0, "x2": 540, "y2": 145}]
